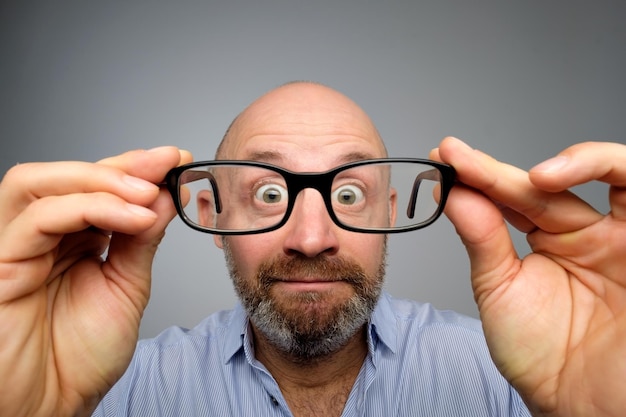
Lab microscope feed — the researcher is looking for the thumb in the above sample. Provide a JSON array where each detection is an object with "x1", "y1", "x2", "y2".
[
  {"x1": 102, "y1": 188, "x2": 176, "y2": 310},
  {"x1": 444, "y1": 183, "x2": 521, "y2": 307}
]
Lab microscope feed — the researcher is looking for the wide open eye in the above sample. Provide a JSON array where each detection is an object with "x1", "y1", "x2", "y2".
[
  {"x1": 332, "y1": 184, "x2": 364, "y2": 205},
  {"x1": 255, "y1": 183, "x2": 288, "y2": 204}
]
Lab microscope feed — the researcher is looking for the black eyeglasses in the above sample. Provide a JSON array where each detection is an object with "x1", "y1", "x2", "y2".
[{"x1": 164, "y1": 158, "x2": 455, "y2": 235}]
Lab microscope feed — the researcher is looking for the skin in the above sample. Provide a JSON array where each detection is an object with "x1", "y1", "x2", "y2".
[
  {"x1": 215, "y1": 84, "x2": 390, "y2": 415},
  {"x1": 0, "y1": 147, "x2": 193, "y2": 417},
  {"x1": 0, "y1": 82, "x2": 624, "y2": 416},
  {"x1": 431, "y1": 138, "x2": 626, "y2": 416}
]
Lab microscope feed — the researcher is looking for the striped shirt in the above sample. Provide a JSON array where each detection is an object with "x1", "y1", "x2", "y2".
[{"x1": 93, "y1": 292, "x2": 530, "y2": 416}]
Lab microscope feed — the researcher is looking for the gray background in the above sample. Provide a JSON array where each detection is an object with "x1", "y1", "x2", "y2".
[{"x1": 1, "y1": 1, "x2": 624, "y2": 338}]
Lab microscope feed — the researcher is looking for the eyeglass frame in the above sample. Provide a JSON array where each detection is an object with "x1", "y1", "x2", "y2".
[{"x1": 164, "y1": 158, "x2": 456, "y2": 235}]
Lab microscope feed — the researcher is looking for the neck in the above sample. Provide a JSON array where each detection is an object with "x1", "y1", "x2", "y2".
[{"x1": 252, "y1": 324, "x2": 368, "y2": 390}]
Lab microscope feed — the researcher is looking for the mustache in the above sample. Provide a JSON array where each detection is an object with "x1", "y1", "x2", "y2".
[{"x1": 257, "y1": 255, "x2": 368, "y2": 287}]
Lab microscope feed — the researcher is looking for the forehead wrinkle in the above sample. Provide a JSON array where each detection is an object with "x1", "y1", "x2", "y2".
[
  {"x1": 240, "y1": 148, "x2": 379, "y2": 172},
  {"x1": 241, "y1": 150, "x2": 285, "y2": 164}
]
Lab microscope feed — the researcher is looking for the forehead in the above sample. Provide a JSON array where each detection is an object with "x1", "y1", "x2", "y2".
[{"x1": 223, "y1": 85, "x2": 387, "y2": 170}]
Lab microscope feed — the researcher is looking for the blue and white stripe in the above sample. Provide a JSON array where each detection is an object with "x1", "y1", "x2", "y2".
[{"x1": 93, "y1": 292, "x2": 530, "y2": 416}]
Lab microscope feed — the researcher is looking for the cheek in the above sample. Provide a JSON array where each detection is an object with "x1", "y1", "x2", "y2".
[
  {"x1": 224, "y1": 234, "x2": 280, "y2": 275},
  {"x1": 225, "y1": 231, "x2": 386, "y2": 280},
  {"x1": 342, "y1": 234, "x2": 386, "y2": 271}
]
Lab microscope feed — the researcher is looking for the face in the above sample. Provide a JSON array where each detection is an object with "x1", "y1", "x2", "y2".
[{"x1": 217, "y1": 84, "x2": 390, "y2": 362}]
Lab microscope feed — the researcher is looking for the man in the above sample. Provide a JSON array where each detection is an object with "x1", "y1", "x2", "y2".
[{"x1": 0, "y1": 82, "x2": 624, "y2": 416}]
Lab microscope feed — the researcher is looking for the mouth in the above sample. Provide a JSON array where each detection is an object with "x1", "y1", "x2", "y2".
[
  {"x1": 256, "y1": 255, "x2": 366, "y2": 295},
  {"x1": 274, "y1": 274, "x2": 341, "y2": 283},
  {"x1": 269, "y1": 276, "x2": 352, "y2": 294}
]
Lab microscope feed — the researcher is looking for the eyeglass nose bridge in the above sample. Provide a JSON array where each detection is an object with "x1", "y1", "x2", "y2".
[{"x1": 280, "y1": 170, "x2": 339, "y2": 228}]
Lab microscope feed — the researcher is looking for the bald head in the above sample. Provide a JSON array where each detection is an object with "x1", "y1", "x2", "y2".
[{"x1": 215, "y1": 82, "x2": 387, "y2": 162}]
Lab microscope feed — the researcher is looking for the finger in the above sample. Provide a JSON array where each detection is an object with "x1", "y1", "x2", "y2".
[
  {"x1": 97, "y1": 146, "x2": 194, "y2": 183},
  {"x1": 111, "y1": 186, "x2": 176, "y2": 245},
  {"x1": 49, "y1": 229, "x2": 112, "y2": 279},
  {"x1": 433, "y1": 147, "x2": 536, "y2": 233},
  {"x1": 436, "y1": 137, "x2": 604, "y2": 234},
  {"x1": 0, "y1": 146, "x2": 192, "y2": 227},
  {"x1": 0, "y1": 162, "x2": 160, "y2": 227},
  {"x1": 429, "y1": 147, "x2": 442, "y2": 162},
  {"x1": 431, "y1": 149, "x2": 537, "y2": 233},
  {"x1": 0, "y1": 192, "x2": 158, "y2": 302},
  {"x1": 101, "y1": 187, "x2": 178, "y2": 308},
  {"x1": 0, "y1": 192, "x2": 158, "y2": 264},
  {"x1": 529, "y1": 141, "x2": 626, "y2": 219},
  {"x1": 495, "y1": 202, "x2": 538, "y2": 233},
  {"x1": 530, "y1": 141, "x2": 626, "y2": 190},
  {"x1": 443, "y1": 183, "x2": 521, "y2": 307}
]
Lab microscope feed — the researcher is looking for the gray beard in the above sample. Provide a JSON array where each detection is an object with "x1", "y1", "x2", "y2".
[{"x1": 222, "y1": 238, "x2": 386, "y2": 364}]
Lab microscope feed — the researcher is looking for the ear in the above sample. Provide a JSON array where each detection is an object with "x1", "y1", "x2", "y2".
[
  {"x1": 197, "y1": 190, "x2": 215, "y2": 228},
  {"x1": 197, "y1": 190, "x2": 224, "y2": 249}
]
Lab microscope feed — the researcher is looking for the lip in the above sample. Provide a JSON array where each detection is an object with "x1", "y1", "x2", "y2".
[{"x1": 272, "y1": 280, "x2": 346, "y2": 292}]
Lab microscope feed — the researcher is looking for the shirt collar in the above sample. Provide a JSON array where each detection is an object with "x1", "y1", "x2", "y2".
[
  {"x1": 222, "y1": 291, "x2": 398, "y2": 364},
  {"x1": 368, "y1": 291, "x2": 398, "y2": 354},
  {"x1": 222, "y1": 302, "x2": 249, "y2": 364}
]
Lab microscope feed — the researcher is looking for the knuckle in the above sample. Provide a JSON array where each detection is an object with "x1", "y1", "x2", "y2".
[{"x1": 1, "y1": 163, "x2": 40, "y2": 189}]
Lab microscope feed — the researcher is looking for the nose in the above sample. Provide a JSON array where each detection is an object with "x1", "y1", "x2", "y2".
[{"x1": 282, "y1": 188, "x2": 339, "y2": 258}]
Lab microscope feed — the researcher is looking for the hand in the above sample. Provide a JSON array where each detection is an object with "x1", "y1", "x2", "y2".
[
  {"x1": 0, "y1": 147, "x2": 192, "y2": 417},
  {"x1": 431, "y1": 137, "x2": 626, "y2": 417}
]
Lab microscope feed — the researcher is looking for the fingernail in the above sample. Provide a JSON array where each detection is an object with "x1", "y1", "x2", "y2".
[
  {"x1": 126, "y1": 203, "x2": 157, "y2": 218},
  {"x1": 448, "y1": 136, "x2": 472, "y2": 151},
  {"x1": 532, "y1": 155, "x2": 569, "y2": 173},
  {"x1": 123, "y1": 175, "x2": 157, "y2": 191},
  {"x1": 147, "y1": 146, "x2": 172, "y2": 153}
]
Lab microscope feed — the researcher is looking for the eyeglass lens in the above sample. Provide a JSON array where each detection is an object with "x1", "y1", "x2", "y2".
[{"x1": 175, "y1": 161, "x2": 444, "y2": 234}]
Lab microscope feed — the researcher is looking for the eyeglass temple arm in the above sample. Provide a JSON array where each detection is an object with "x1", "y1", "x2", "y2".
[
  {"x1": 178, "y1": 170, "x2": 222, "y2": 214},
  {"x1": 406, "y1": 168, "x2": 441, "y2": 219}
]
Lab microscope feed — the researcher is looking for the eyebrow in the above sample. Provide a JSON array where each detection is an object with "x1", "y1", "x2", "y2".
[{"x1": 336, "y1": 151, "x2": 379, "y2": 164}]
